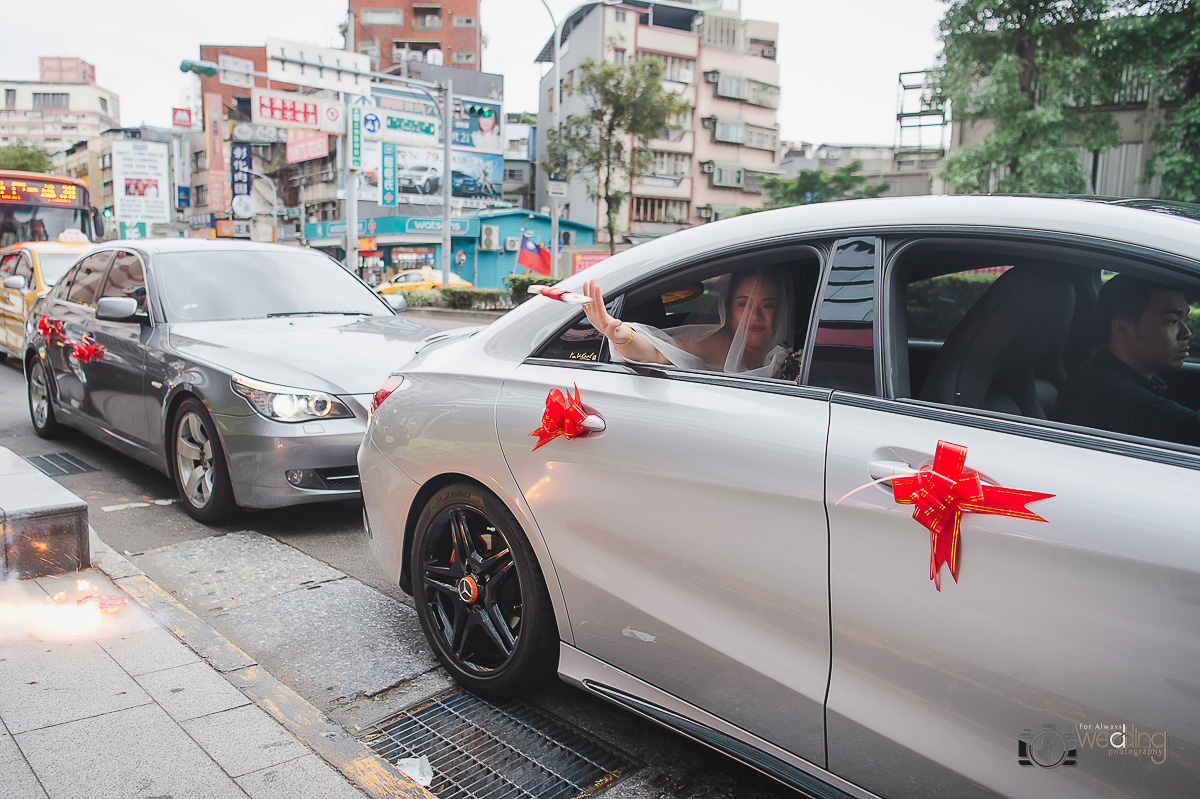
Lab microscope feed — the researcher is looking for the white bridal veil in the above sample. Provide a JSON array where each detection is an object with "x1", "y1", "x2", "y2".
[{"x1": 611, "y1": 266, "x2": 794, "y2": 377}]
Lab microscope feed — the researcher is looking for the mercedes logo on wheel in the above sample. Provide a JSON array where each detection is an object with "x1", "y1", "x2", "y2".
[{"x1": 456, "y1": 576, "x2": 478, "y2": 603}]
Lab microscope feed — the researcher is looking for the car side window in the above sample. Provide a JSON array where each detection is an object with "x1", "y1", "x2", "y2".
[
  {"x1": 889, "y1": 237, "x2": 1200, "y2": 453},
  {"x1": 14, "y1": 254, "x2": 33, "y2": 284},
  {"x1": 535, "y1": 244, "x2": 823, "y2": 381},
  {"x1": 0, "y1": 253, "x2": 18, "y2": 277},
  {"x1": 100, "y1": 251, "x2": 147, "y2": 311},
  {"x1": 65, "y1": 252, "x2": 113, "y2": 308}
]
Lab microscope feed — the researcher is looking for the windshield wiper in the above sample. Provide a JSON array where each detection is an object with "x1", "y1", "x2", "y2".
[{"x1": 265, "y1": 311, "x2": 373, "y2": 317}]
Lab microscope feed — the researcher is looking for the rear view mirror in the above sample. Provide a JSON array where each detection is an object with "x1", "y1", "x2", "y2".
[{"x1": 3, "y1": 275, "x2": 27, "y2": 291}]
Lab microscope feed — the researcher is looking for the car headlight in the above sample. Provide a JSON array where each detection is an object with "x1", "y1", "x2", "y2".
[{"x1": 231, "y1": 375, "x2": 354, "y2": 423}]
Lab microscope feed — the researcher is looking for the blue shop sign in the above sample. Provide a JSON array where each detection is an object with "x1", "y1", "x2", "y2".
[{"x1": 305, "y1": 216, "x2": 478, "y2": 240}]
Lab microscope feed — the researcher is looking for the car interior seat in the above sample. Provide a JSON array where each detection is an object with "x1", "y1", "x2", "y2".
[{"x1": 919, "y1": 266, "x2": 1076, "y2": 419}]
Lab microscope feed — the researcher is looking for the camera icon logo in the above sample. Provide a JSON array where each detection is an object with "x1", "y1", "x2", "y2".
[{"x1": 1018, "y1": 723, "x2": 1079, "y2": 768}]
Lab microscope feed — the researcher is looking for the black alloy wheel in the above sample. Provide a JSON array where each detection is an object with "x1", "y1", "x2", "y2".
[{"x1": 411, "y1": 483, "x2": 557, "y2": 696}]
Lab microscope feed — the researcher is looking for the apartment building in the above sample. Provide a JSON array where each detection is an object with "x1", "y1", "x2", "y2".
[
  {"x1": 0, "y1": 57, "x2": 119, "y2": 155},
  {"x1": 349, "y1": 0, "x2": 481, "y2": 73},
  {"x1": 536, "y1": 0, "x2": 780, "y2": 243}
]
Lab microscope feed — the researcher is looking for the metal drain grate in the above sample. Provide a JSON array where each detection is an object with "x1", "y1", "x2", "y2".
[
  {"x1": 24, "y1": 452, "x2": 98, "y2": 477},
  {"x1": 361, "y1": 689, "x2": 635, "y2": 799}
]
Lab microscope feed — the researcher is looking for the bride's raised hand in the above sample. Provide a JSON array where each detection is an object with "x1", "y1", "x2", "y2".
[{"x1": 582, "y1": 280, "x2": 623, "y2": 339}]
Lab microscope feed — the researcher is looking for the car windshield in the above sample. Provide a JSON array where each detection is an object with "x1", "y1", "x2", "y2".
[
  {"x1": 37, "y1": 252, "x2": 84, "y2": 286},
  {"x1": 155, "y1": 249, "x2": 392, "y2": 322}
]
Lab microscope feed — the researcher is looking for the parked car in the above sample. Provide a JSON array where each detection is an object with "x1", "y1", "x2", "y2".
[
  {"x1": 24, "y1": 239, "x2": 436, "y2": 523},
  {"x1": 398, "y1": 164, "x2": 439, "y2": 194},
  {"x1": 375, "y1": 268, "x2": 473, "y2": 294},
  {"x1": 360, "y1": 196, "x2": 1200, "y2": 799},
  {"x1": 0, "y1": 232, "x2": 95, "y2": 359}
]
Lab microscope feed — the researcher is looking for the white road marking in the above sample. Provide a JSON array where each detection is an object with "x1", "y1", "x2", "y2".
[{"x1": 101, "y1": 502, "x2": 151, "y2": 512}]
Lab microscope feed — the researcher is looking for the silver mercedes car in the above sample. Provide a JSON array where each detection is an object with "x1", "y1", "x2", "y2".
[
  {"x1": 359, "y1": 196, "x2": 1200, "y2": 799},
  {"x1": 23, "y1": 239, "x2": 435, "y2": 522}
]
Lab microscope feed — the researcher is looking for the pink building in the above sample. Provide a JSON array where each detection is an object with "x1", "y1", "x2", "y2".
[{"x1": 536, "y1": 1, "x2": 780, "y2": 244}]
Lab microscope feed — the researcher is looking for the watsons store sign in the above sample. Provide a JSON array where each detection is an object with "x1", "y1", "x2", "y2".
[{"x1": 305, "y1": 216, "x2": 477, "y2": 240}]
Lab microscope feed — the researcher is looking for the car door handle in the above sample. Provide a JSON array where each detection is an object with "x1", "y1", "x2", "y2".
[
  {"x1": 868, "y1": 459, "x2": 914, "y2": 484},
  {"x1": 581, "y1": 414, "x2": 605, "y2": 432}
]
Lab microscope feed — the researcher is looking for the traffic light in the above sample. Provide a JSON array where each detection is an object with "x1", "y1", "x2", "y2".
[
  {"x1": 179, "y1": 60, "x2": 219, "y2": 77},
  {"x1": 102, "y1": 207, "x2": 113, "y2": 218},
  {"x1": 464, "y1": 104, "x2": 494, "y2": 119}
]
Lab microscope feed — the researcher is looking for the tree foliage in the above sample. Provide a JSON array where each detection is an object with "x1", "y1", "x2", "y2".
[
  {"x1": 542, "y1": 54, "x2": 691, "y2": 253},
  {"x1": 0, "y1": 143, "x2": 51, "y2": 172},
  {"x1": 1111, "y1": 1, "x2": 1200, "y2": 201},
  {"x1": 739, "y1": 161, "x2": 889, "y2": 214},
  {"x1": 933, "y1": 0, "x2": 1123, "y2": 194}
]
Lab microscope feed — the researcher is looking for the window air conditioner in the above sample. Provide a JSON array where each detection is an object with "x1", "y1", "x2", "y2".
[
  {"x1": 480, "y1": 224, "x2": 501, "y2": 251},
  {"x1": 700, "y1": 161, "x2": 715, "y2": 174},
  {"x1": 504, "y1": 236, "x2": 521, "y2": 252},
  {"x1": 762, "y1": 46, "x2": 777, "y2": 59},
  {"x1": 704, "y1": 70, "x2": 720, "y2": 84}
]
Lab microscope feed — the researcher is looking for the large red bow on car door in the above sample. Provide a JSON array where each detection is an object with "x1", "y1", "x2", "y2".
[
  {"x1": 530, "y1": 385, "x2": 589, "y2": 451},
  {"x1": 891, "y1": 440, "x2": 1054, "y2": 590},
  {"x1": 70, "y1": 333, "x2": 106, "y2": 364}
]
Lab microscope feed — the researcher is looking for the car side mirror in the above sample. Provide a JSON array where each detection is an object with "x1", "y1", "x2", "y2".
[
  {"x1": 3, "y1": 275, "x2": 27, "y2": 291},
  {"x1": 385, "y1": 293, "x2": 408, "y2": 312},
  {"x1": 92, "y1": 207, "x2": 105, "y2": 238},
  {"x1": 95, "y1": 296, "x2": 147, "y2": 323}
]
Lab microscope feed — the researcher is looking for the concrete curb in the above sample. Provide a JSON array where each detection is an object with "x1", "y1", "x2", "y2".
[{"x1": 89, "y1": 530, "x2": 433, "y2": 799}]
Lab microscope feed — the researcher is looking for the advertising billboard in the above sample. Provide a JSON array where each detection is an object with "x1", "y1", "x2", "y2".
[{"x1": 111, "y1": 140, "x2": 171, "y2": 224}]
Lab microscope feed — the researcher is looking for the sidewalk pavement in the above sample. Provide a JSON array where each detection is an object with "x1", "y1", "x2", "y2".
[{"x1": 0, "y1": 531, "x2": 430, "y2": 799}]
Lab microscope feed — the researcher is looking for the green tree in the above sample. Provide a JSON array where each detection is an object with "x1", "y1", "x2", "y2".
[
  {"x1": 543, "y1": 55, "x2": 691, "y2": 253},
  {"x1": 1112, "y1": 1, "x2": 1200, "y2": 201},
  {"x1": 0, "y1": 142, "x2": 50, "y2": 172},
  {"x1": 740, "y1": 160, "x2": 889, "y2": 214},
  {"x1": 933, "y1": 0, "x2": 1122, "y2": 194}
]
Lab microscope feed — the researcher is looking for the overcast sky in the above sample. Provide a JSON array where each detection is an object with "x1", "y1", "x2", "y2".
[{"x1": 3, "y1": 0, "x2": 946, "y2": 145}]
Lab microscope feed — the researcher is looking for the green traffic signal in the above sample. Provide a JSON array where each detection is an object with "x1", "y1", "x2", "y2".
[
  {"x1": 465, "y1": 105, "x2": 494, "y2": 118},
  {"x1": 179, "y1": 60, "x2": 219, "y2": 77},
  {"x1": 102, "y1": 207, "x2": 113, "y2": 218}
]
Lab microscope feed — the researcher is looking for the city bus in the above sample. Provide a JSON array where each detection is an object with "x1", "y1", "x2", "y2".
[{"x1": 0, "y1": 170, "x2": 103, "y2": 247}]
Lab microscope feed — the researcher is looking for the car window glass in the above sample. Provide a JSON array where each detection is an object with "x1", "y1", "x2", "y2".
[
  {"x1": 14, "y1": 254, "x2": 33, "y2": 283},
  {"x1": 536, "y1": 245, "x2": 822, "y2": 382},
  {"x1": 891, "y1": 238, "x2": 1200, "y2": 452},
  {"x1": 806, "y1": 237, "x2": 877, "y2": 394},
  {"x1": 100, "y1": 251, "x2": 147, "y2": 311},
  {"x1": 65, "y1": 252, "x2": 111, "y2": 307},
  {"x1": 0, "y1": 253, "x2": 17, "y2": 276},
  {"x1": 36, "y1": 253, "x2": 82, "y2": 286}
]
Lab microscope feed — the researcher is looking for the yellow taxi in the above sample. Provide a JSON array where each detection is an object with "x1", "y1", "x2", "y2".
[
  {"x1": 0, "y1": 232, "x2": 95, "y2": 358},
  {"x1": 375, "y1": 267, "x2": 473, "y2": 294}
]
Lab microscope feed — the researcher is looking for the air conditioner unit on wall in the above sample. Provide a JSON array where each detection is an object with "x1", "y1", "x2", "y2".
[
  {"x1": 504, "y1": 236, "x2": 521, "y2": 252},
  {"x1": 480, "y1": 224, "x2": 501, "y2": 251}
]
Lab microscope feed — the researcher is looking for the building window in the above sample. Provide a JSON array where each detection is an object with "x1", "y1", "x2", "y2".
[
  {"x1": 100, "y1": 153, "x2": 112, "y2": 169},
  {"x1": 358, "y1": 41, "x2": 381, "y2": 59},
  {"x1": 102, "y1": 180, "x2": 113, "y2": 196},
  {"x1": 453, "y1": 51, "x2": 476, "y2": 64},
  {"x1": 632, "y1": 196, "x2": 690, "y2": 223},
  {"x1": 615, "y1": 10, "x2": 626, "y2": 22},
  {"x1": 32, "y1": 93, "x2": 69, "y2": 108},
  {"x1": 744, "y1": 171, "x2": 769, "y2": 194},
  {"x1": 650, "y1": 55, "x2": 695, "y2": 83},
  {"x1": 713, "y1": 118, "x2": 745, "y2": 144},
  {"x1": 453, "y1": 15, "x2": 475, "y2": 27},
  {"x1": 194, "y1": 184, "x2": 208, "y2": 206},
  {"x1": 745, "y1": 124, "x2": 778, "y2": 151},
  {"x1": 98, "y1": 97, "x2": 108, "y2": 112},
  {"x1": 360, "y1": 8, "x2": 403, "y2": 25},
  {"x1": 648, "y1": 150, "x2": 690, "y2": 177},
  {"x1": 716, "y1": 74, "x2": 749, "y2": 101},
  {"x1": 711, "y1": 165, "x2": 744, "y2": 188},
  {"x1": 4, "y1": 90, "x2": 15, "y2": 109},
  {"x1": 748, "y1": 81, "x2": 780, "y2": 108},
  {"x1": 659, "y1": 110, "x2": 692, "y2": 141},
  {"x1": 613, "y1": 49, "x2": 626, "y2": 65},
  {"x1": 192, "y1": 149, "x2": 207, "y2": 172},
  {"x1": 504, "y1": 168, "x2": 524, "y2": 182}
]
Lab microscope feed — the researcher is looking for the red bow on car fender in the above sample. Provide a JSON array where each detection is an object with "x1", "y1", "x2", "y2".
[
  {"x1": 70, "y1": 333, "x2": 106, "y2": 364},
  {"x1": 891, "y1": 441, "x2": 1054, "y2": 590},
  {"x1": 530, "y1": 385, "x2": 589, "y2": 451}
]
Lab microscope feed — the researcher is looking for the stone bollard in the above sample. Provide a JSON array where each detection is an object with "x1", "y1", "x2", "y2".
[{"x1": 0, "y1": 447, "x2": 89, "y2": 579}]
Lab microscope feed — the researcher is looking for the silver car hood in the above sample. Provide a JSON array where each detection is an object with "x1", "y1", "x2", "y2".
[{"x1": 168, "y1": 315, "x2": 437, "y2": 395}]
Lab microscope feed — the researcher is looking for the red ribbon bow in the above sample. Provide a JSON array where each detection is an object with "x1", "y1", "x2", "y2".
[
  {"x1": 37, "y1": 314, "x2": 65, "y2": 342},
  {"x1": 70, "y1": 333, "x2": 106, "y2": 364},
  {"x1": 530, "y1": 385, "x2": 589, "y2": 450},
  {"x1": 892, "y1": 440, "x2": 1053, "y2": 590}
]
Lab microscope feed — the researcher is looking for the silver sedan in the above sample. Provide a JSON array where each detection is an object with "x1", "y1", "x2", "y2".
[
  {"x1": 24, "y1": 239, "x2": 435, "y2": 522},
  {"x1": 361, "y1": 196, "x2": 1200, "y2": 799}
]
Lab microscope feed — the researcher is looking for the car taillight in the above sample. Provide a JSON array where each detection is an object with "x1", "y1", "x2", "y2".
[{"x1": 370, "y1": 375, "x2": 404, "y2": 415}]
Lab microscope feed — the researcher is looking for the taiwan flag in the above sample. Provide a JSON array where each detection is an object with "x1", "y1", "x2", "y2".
[{"x1": 517, "y1": 232, "x2": 552, "y2": 275}]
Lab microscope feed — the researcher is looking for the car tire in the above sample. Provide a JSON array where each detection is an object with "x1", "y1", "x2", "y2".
[
  {"x1": 27, "y1": 357, "x2": 60, "y2": 439},
  {"x1": 411, "y1": 483, "x2": 558, "y2": 696},
  {"x1": 171, "y1": 398, "x2": 237, "y2": 524}
]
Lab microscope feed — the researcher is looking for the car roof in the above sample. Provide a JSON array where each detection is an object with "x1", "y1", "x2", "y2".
[
  {"x1": 86, "y1": 239, "x2": 327, "y2": 258},
  {"x1": 2, "y1": 241, "x2": 95, "y2": 255}
]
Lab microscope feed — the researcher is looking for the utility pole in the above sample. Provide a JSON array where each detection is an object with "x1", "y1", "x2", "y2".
[
  {"x1": 344, "y1": 9, "x2": 358, "y2": 274},
  {"x1": 441, "y1": 79, "x2": 453, "y2": 289}
]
